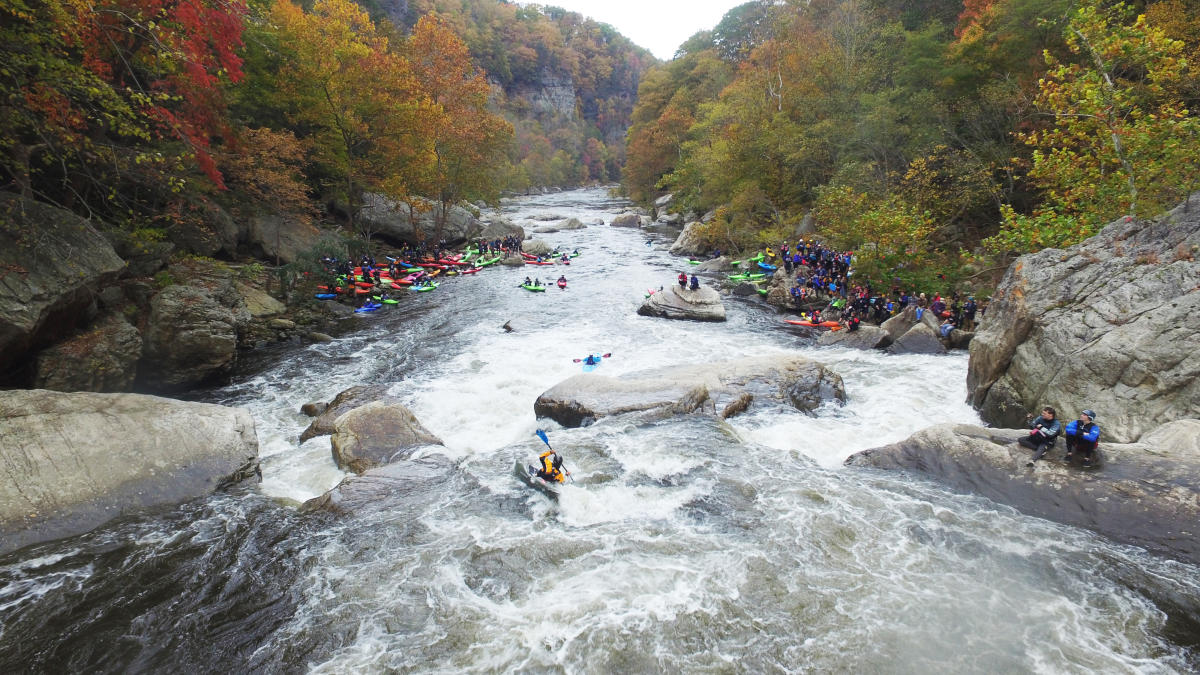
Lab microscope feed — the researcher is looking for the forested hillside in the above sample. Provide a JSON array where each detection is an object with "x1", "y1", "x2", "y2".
[
  {"x1": 372, "y1": 0, "x2": 655, "y2": 189},
  {"x1": 624, "y1": 0, "x2": 1200, "y2": 289},
  {"x1": 1, "y1": 0, "x2": 651, "y2": 255}
]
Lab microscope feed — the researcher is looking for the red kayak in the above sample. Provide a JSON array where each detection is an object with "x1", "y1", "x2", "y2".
[
  {"x1": 525, "y1": 260, "x2": 555, "y2": 265},
  {"x1": 557, "y1": 280, "x2": 567, "y2": 288},
  {"x1": 785, "y1": 319, "x2": 842, "y2": 330},
  {"x1": 461, "y1": 267, "x2": 483, "y2": 274}
]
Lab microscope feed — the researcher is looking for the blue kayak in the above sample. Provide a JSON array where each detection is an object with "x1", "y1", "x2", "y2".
[
  {"x1": 315, "y1": 293, "x2": 337, "y2": 300},
  {"x1": 758, "y1": 262, "x2": 777, "y2": 272},
  {"x1": 581, "y1": 354, "x2": 604, "y2": 372},
  {"x1": 354, "y1": 303, "x2": 381, "y2": 313}
]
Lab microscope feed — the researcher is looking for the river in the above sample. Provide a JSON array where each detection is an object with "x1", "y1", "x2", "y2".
[{"x1": 2, "y1": 188, "x2": 1197, "y2": 673}]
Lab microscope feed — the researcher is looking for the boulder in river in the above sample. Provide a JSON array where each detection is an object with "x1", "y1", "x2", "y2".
[
  {"x1": 330, "y1": 401, "x2": 443, "y2": 474},
  {"x1": 534, "y1": 355, "x2": 846, "y2": 427},
  {"x1": 609, "y1": 214, "x2": 642, "y2": 228},
  {"x1": 968, "y1": 198, "x2": 1200, "y2": 442},
  {"x1": 668, "y1": 221, "x2": 708, "y2": 257},
  {"x1": 557, "y1": 217, "x2": 587, "y2": 230},
  {"x1": 637, "y1": 284, "x2": 726, "y2": 322},
  {"x1": 521, "y1": 238, "x2": 553, "y2": 256},
  {"x1": 818, "y1": 325, "x2": 891, "y2": 350},
  {"x1": 300, "y1": 385, "x2": 395, "y2": 442},
  {"x1": 0, "y1": 389, "x2": 260, "y2": 556},
  {"x1": 359, "y1": 194, "x2": 483, "y2": 246},
  {"x1": 845, "y1": 420, "x2": 1200, "y2": 565}
]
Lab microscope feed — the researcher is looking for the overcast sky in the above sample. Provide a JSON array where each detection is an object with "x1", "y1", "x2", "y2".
[{"x1": 529, "y1": 0, "x2": 747, "y2": 61}]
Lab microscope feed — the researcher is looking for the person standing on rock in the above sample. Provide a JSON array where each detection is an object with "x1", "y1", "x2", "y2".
[
  {"x1": 1064, "y1": 410, "x2": 1101, "y2": 467},
  {"x1": 1020, "y1": 406, "x2": 1061, "y2": 466}
]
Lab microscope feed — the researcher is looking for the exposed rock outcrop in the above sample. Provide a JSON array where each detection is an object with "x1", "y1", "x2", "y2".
[
  {"x1": 359, "y1": 194, "x2": 483, "y2": 246},
  {"x1": 329, "y1": 401, "x2": 443, "y2": 474},
  {"x1": 0, "y1": 389, "x2": 259, "y2": 556},
  {"x1": 522, "y1": 239, "x2": 552, "y2": 256},
  {"x1": 557, "y1": 217, "x2": 587, "y2": 230},
  {"x1": 967, "y1": 199, "x2": 1200, "y2": 442},
  {"x1": 668, "y1": 221, "x2": 708, "y2": 257},
  {"x1": 237, "y1": 283, "x2": 286, "y2": 318},
  {"x1": 34, "y1": 312, "x2": 142, "y2": 392},
  {"x1": 479, "y1": 218, "x2": 524, "y2": 242},
  {"x1": 245, "y1": 215, "x2": 322, "y2": 265},
  {"x1": 534, "y1": 355, "x2": 846, "y2": 427},
  {"x1": 139, "y1": 261, "x2": 251, "y2": 392},
  {"x1": 0, "y1": 195, "x2": 126, "y2": 383},
  {"x1": 889, "y1": 323, "x2": 947, "y2": 355},
  {"x1": 845, "y1": 421, "x2": 1200, "y2": 565},
  {"x1": 637, "y1": 284, "x2": 726, "y2": 322}
]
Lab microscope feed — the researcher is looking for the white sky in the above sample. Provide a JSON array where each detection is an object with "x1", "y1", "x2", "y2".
[{"x1": 527, "y1": 0, "x2": 748, "y2": 61}]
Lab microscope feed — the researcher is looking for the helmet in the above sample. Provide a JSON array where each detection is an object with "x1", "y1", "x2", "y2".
[{"x1": 1081, "y1": 409, "x2": 1096, "y2": 420}]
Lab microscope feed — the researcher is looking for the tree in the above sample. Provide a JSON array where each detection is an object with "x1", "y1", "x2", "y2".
[
  {"x1": 407, "y1": 14, "x2": 512, "y2": 237},
  {"x1": 989, "y1": 0, "x2": 1200, "y2": 253}
]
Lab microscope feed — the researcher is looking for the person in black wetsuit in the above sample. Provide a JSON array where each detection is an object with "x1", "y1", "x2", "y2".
[{"x1": 1021, "y1": 406, "x2": 1062, "y2": 466}]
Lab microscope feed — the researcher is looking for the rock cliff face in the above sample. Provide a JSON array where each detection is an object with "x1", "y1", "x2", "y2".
[
  {"x1": 845, "y1": 421, "x2": 1200, "y2": 565},
  {"x1": 0, "y1": 195, "x2": 126, "y2": 384},
  {"x1": 359, "y1": 194, "x2": 484, "y2": 246},
  {"x1": 967, "y1": 199, "x2": 1200, "y2": 442},
  {"x1": 0, "y1": 389, "x2": 259, "y2": 555},
  {"x1": 534, "y1": 355, "x2": 846, "y2": 427}
]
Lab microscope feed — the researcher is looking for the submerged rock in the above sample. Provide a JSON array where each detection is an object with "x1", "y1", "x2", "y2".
[
  {"x1": 0, "y1": 390, "x2": 259, "y2": 556},
  {"x1": 535, "y1": 355, "x2": 845, "y2": 427},
  {"x1": 637, "y1": 284, "x2": 726, "y2": 322},
  {"x1": 845, "y1": 421, "x2": 1200, "y2": 565}
]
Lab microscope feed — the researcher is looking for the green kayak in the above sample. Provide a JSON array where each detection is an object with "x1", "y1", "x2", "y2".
[
  {"x1": 412, "y1": 283, "x2": 439, "y2": 292},
  {"x1": 477, "y1": 255, "x2": 502, "y2": 267},
  {"x1": 522, "y1": 284, "x2": 546, "y2": 292},
  {"x1": 756, "y1": 288, "x2": 768, "y2": 296}
]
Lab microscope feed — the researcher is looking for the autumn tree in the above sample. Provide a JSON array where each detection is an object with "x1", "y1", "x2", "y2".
[
  {"x1": 989, "y1": 0, "x2": 1200, "y2": 253},
  {"x1": 269, "y1": 0, "x2": 431, "y2": 243},
  {"x1": 407, "y1": 13, "x2": 512, "y2": 236}
]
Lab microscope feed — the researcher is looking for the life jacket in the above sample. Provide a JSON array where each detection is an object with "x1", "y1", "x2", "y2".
[{"x1": 538, "y1": 450, "x2": 564, "y2": 482}]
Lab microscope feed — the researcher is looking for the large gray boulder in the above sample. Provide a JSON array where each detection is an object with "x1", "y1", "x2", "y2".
[
  {"x1": 330, "y1": 401, "x2": 443, "y2": 474},
  {"x1": 479, "y1": 218, "x2": 525, "y2": 242},
  {"x1": 522, "y1": 239, "x2": 553, "y2": 256},
  {"x1": 359, "y1": 194, "x2": 483, "y2": 246},
  {"x1": 845, "y1": 421, "x2": 1200, "y2": 565},
  {"x1": 609, "y1": 214, "x2": 642, "y2": 228},
  {"x1": 818, "y1": 325, "x2": 891, "y2": 350},
  {"x1": 34, "y1": 312, "x2": 142, "y2": 392},
  {"x1": 968, "y1": 199, "x2": 1200, "y2": 442},
  {"x1": 236, "y1": 282, "x2": 287, "y2": 318},
  {"x1": 668, "y1": 221, "x2": 708, "y2": 257},
  {"x1": 638, "y1": 284, "x2": 726, "y2": 322},
  {"x1": 557, "y1": 218, "x2": 587, "y2": 230},
  {"x1": 139, "y1": 261, "x2": 251, "y2": 392},
  {"x1": 245, "y1": 215, "x2": 322, "y2": 265},
  {"x1": 0, "y1": 196, "x2": 126, "y2": 380},
  {"x1": 889, "y1": 323, "x2": 947, "y2": 355},
  {"x1": 535, "y1": 355, "x2": 846, "y2": 427},
  {"x1": 0, "y1": 389, "x2": 259, "y2": 555},
  {"x1": 881, "y1": 304, "x2": 940, "y2": 342}
]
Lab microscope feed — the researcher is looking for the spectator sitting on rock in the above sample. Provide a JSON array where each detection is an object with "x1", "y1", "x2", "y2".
[
  {"x1": 1064, "y1": 409, "x2": 1101, "y2": 467},
  {"x1": 689, "y1": 274, "x2": 700, "y2": 291},
  {"x1": 1020, "y1": 406, "x2": 1062, "y2": 466},
  {"x1": 939, "y1": 317, "x2": 956, "y2": 338}
]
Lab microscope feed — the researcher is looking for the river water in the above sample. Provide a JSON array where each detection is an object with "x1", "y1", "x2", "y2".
[{"x1": 2, "y1": 188, "x2": 1198, "y2": 673}]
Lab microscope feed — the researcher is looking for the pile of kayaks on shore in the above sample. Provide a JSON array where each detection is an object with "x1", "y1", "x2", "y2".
[{"x1": 313, "y1": 245, "x2": 582, "y2": 310}]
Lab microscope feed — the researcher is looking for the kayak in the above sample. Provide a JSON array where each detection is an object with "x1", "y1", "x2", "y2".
[
  {"x1": 730, "y1": 260, "x2": 741, "y2": 267},
  {"x1": 477, "y1": 255, "x2": 502, "y2": 267},
  {"x1": 557, "y1": 280, "x2": 567, "y2": 288},
  {"x1": 750, "y1": 252, "x2": 765, "y2": 262},
  {"x1": 513, "y1": 460, "x2": 561, "y2": 500},
  {"x1": 525, "y1": 260, "x2": 555, "y2": 266},
  {"x1": 522, "y1": 284, "x2": 547, "y2": 292},
  {"x1": 411, "y1": 283, "x2": 439, "y2": 292},
  {"x1": 381, "y1": 299, "x2": 399, "y2": 304},
  {"x1": 785, "y1": 319, "x2": 842, "y2": 329},
  {"x1": 581, "y1": 353, "x2": 604, "y2": 372},
  {"x1": 689, "y1": 260, "x2": 701, "y2": 265},
  {"x1": 314, "y1": 293, "x2": 337, "y2": 300},
  {"x1": 757, "y1": 288, "x2": 768, "y2": 296},
  {"x1": 354, "y1": 303, "x2": 381, "y2": 313},
  {"x1": 460, "y1": 267, "x2": 482, "y2": 274},
  {"x1": 758, "y1": 262, "x2": 777, "y2": 272}
]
